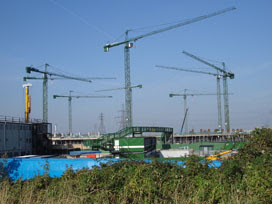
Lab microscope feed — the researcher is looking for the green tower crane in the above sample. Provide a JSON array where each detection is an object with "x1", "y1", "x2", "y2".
[
  {"x1": 182, "y1": 51, "x2": 234, "y2": 132},
  {"x1": 156, "y1": 65, "x2": 225, "y2": 130},
  {"x1": 169, "y1": 89, "x2": 230, "y2": 134},
  {"x1": 53, "y1": 91, "x2": 112, "y2": 136},
  {"x1": 103, "y1": 7, "x2": 236, "y2": 128}
]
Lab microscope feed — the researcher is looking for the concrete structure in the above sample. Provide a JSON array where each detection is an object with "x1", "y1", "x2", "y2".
[
  {"x1": 51, "y1": 137, "x2": 98, "y2": 152},
  {"x1": 173, "y1": 132, "x2": 247, "y2": 144},
  {"x1": 159, "y1": 149, "x2": 191, "y2": 158},
  {"x1": 0, "y1": 120, "x2": 32, "y2": 157},
  {"x1": 0, "y1": 116, "x2": 52, "y2": 157}
]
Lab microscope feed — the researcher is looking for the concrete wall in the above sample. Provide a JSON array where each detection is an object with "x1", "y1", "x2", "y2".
[
  {"x1": 159, "y1": 149, "x2": 191, "y2": 158},
  {"x1": 0, "y1": 122, "x2": 32, "y2": 157}
]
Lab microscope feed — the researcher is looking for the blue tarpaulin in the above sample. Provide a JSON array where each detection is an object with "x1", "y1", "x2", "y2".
[
  {"x1": 0, "y1": 158, "x2": 118, "y2": 181},
  {"x1": 0, "y1": 158, "x2": 222, "y2": 181}
]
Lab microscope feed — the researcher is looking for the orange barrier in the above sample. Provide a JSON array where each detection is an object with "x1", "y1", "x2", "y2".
[{"x1": 86, "y1": 154, "x2": 96, "y2": 158}]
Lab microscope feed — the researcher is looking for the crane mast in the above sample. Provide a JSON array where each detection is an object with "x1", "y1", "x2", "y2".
[
  {"x1": 216, "y1": 72, "x2": 223, "y2": 130},
  {"x1": 43, "y1": 64, "x2": 49, "y2": 123},
  {"x1": 222, "y1": 62, "x2": 230, "y2": 131},
  {"x1": 124, "y1": 30, "x2": 132, "y2": 127},
  {"x1": 68, "y1": 91, "x2": 73, "y2": 136},
  {"x1": 184, "y1": 90, "x2": 188, "y2": 134},
  {"x1": 104, "y1": 7, "x2": 236, "y2": 128}
]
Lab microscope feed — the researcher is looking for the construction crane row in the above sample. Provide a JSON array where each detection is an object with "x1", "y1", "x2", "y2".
[
  {"x1": 157, "y1": 50, "x2": 234, "y2": 132},
  {"x1": 23, "y1": 64, "x2": 142, "y2": 135},
  {"x1": 23, "y1": 6, "x2": 237, "y2": 134},
  {"x1": 169, "y1": 89, "x2": 233, "y2": 134}
]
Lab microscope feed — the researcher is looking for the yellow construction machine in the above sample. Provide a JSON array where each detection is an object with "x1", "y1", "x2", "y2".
[
  {"x1": 206, "y1": 150, "x2": 232, "y2": 161},
  {"x1": 23, "y1": 83, "x2": 32, "y2": 123}
]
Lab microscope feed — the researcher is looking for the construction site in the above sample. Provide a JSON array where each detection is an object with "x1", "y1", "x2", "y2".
[
  {"x1": 0, "y1": 5, "x2": 254, "y2": 161},
  {"x1": 1, "y1": 1, "x2": 272, "y2": 203},
  {"x1": 0, "y1": 0, "x2": 271, "y2": 183}
]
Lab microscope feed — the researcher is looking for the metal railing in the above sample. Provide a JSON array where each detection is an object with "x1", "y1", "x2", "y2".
[{"x1": 0, "y1": 115, "x2": 43, "y2": 124}]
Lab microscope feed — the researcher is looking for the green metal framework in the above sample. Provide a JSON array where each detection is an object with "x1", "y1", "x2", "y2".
[{"x1": 83, "y1": 126, "x2": 173, "y2": 151}]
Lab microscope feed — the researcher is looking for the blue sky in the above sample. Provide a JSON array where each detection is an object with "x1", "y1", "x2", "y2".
[{"x1": 0, "y1": 0, "x2": 271, "y2": 134}]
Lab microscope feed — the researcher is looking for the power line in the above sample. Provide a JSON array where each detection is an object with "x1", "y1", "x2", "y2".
[
  {"x1": 48, "y1": 0, "x2": 115, "y2": 39},
  {"x1": 98, "y1": 113, "x2": 106, "y2": 134}
]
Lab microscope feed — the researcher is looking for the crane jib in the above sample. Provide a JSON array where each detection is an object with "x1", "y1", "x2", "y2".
[
  {"x1": 25, "y1": 66, "x2": 92, "y2": 83},
  {"x1": 156, "y1": 65, "x2": 222, "y2": 77},
  {"x1": 53, "y1": 95, "x2": 112, "y2": 98},
  {"x1": 104, "y1": 7, "x2": 236, "y2": 50},
  {"x1": 181, "y1": 51, "x2": 235, "y2": 79}
]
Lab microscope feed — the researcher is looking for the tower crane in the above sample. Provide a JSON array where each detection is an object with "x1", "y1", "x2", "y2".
[
  {"x1": 53, "y1": 91, "x2": 112, "y2": 136},
  {"x1": 156, "y1": 65, "x2": 224, "y2": 130},
  {"x1": 182, "y1": 51, "x2": 234, "y2": 131},
  {"x1": 103, "y1": 7, "x2": 236, "y2": 128},
  {"x1": 24, "y1": 64, "x2": 113, "y2": 123},
  {"x1": 169, "y1": 89, "x2": 230, "y2": 134}
]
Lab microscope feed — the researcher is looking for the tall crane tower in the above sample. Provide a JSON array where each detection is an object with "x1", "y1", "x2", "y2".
[
  {"x1": 24, "y1": 64, "x2": 113, "y2": 123},
  {"x1": 182, "y1": 51, "x2": 234, "y2": 131},
  {"x1": 22, "y1": 83, "x2": 32, "y2": 123},
  {"x1": 53, "y1": 91, "x2": 112, "y2": 136},
  {"x1": 103, "y1": 7, "x2": 236, "y2": 128},
  {"x1": 156, "y1": 65, "x2": 225, "y2": 130},
  {"x1": 169, "y1": 89, "x2": 227, "y2": 134}
]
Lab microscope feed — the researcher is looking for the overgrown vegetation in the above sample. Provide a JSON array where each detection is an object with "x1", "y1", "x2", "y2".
[{"x1": 1, "y1": 128, "x2": 272, "y2": 203}]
